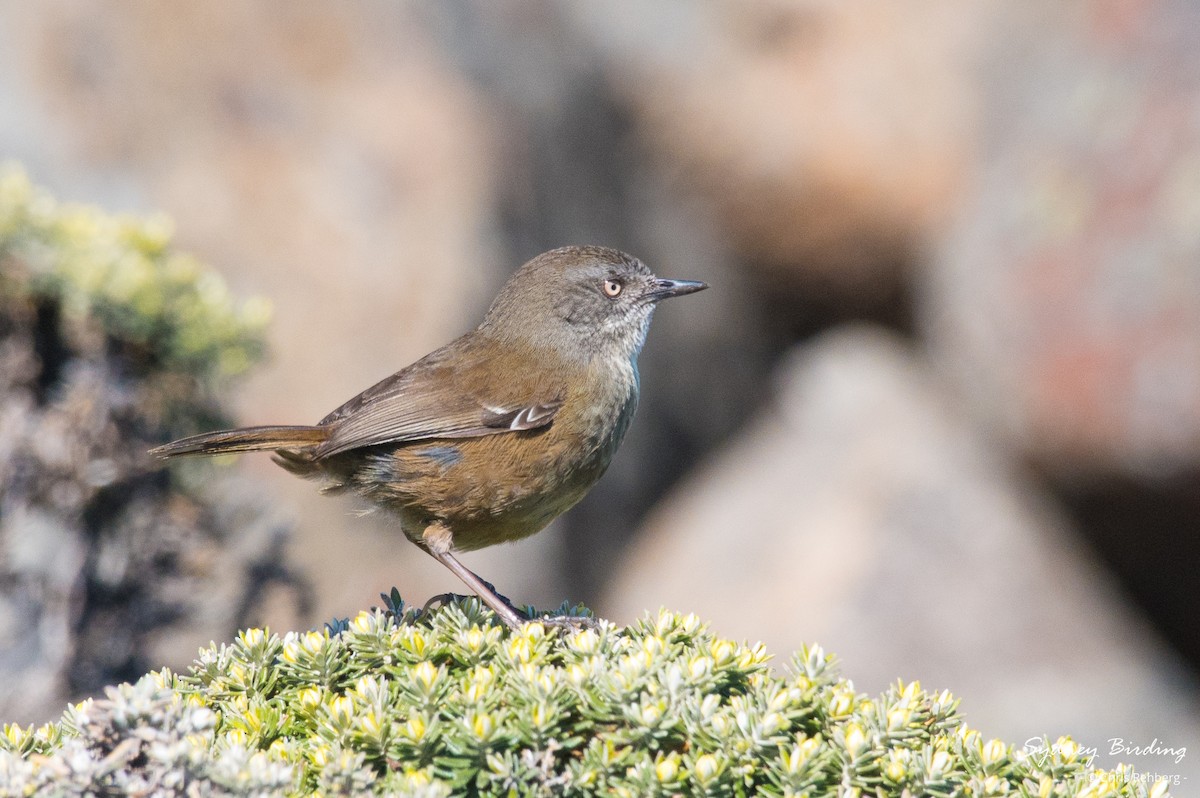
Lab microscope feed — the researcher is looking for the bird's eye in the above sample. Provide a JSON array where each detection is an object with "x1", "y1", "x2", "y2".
[{"x1": 602, "y1": 278, "x2": 623, "y2": 298}]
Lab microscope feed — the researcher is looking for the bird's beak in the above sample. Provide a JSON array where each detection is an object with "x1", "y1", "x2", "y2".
[{"x1": 646, "y1": 278, "x2": 708, "y2": 302}]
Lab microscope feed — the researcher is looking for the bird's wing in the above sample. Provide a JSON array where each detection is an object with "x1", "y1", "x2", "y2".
[{"x1": 314, "y1": 336, "x2": 564, "y2": 458}]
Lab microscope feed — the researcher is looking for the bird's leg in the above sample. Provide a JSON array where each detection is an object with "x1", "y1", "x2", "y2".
[
  {"x1": 429, "y1": 551, "x2": 527, "y2": 629},
  {"x1": 420, "y1": 522, "x2": 526, "y2": 629}
]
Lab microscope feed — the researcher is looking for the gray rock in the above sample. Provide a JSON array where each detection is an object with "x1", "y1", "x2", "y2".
[{"x1": 603, "y1": 326, "x2": 1199, "y2": 781}]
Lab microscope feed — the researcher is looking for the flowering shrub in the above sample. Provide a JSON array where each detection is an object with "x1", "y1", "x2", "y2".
[{"x1": 0, "y1": 598, "x2": 1171, "y2": 797}]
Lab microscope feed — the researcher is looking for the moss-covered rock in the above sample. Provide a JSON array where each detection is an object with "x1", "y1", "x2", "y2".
[
  {"x1": 0, "y1": 599, "x2": 1171, "y2": 797},
  {"x1": 0, "y1": 166, "x2": 304, "y2": 723}
]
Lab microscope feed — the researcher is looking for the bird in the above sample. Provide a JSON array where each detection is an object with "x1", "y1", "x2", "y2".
[{"x1": 151, "y1": 245, "x2": 707, "y2": 628}]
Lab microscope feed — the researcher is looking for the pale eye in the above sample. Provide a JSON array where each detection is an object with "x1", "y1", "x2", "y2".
[{"x1": 602, "y1": 278, "x2": 623, "y2": 298}]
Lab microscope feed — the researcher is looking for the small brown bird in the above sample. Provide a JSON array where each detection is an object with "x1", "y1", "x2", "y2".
[{"x1": 152, "y1": 246, "x2": 706, "y2": 627}]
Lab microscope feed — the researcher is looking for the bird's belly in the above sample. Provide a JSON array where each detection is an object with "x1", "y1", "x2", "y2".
[{"x1": 352, "y1": 428, "x2": 614, "y2": 552}]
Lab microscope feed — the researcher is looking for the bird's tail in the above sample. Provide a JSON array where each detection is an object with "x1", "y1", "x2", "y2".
[{"x1": 149, "y1": 425, "x2": 330, "y2": 459}]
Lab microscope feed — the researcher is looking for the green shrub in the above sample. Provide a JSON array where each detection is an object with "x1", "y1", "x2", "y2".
[{"x1": 0, "y1": 599, "x2": 1170, "y2": 797}]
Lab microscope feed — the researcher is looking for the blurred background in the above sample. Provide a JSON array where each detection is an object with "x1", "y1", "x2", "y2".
[{"x1": 0, "y1": 0, "x2": 1197, "y2": 781}]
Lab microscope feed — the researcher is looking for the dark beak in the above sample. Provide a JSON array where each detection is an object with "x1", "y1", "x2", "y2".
[{"x1": 647, "y1": 278, "x2": 708, "y2": 302}]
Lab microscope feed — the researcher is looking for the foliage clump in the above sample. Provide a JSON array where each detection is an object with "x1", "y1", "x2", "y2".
[
  {"x1": 0, "y1": 599, "x2": 1171, "y2": 797},
  {"x1": 0, "y1": 165, "x2": 269, "y2": 386}
]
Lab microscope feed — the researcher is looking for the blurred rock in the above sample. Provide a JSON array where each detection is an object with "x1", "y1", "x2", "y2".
[
  {"x1": 602, "y1": 326, "x2": 1200, "y2": 777},
  {"x1": 921, "y1": 3, "x2": 1200, "y2": 671},
  {"x1": 4, "y1": 0, "x2": 498, "y2": 420},
  {"x1": 925, "y1": 2, "x2": 1200, "y2": 477},
  {"x1": 567, "y1": 0, "x2": 985, "y2": 309}
]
